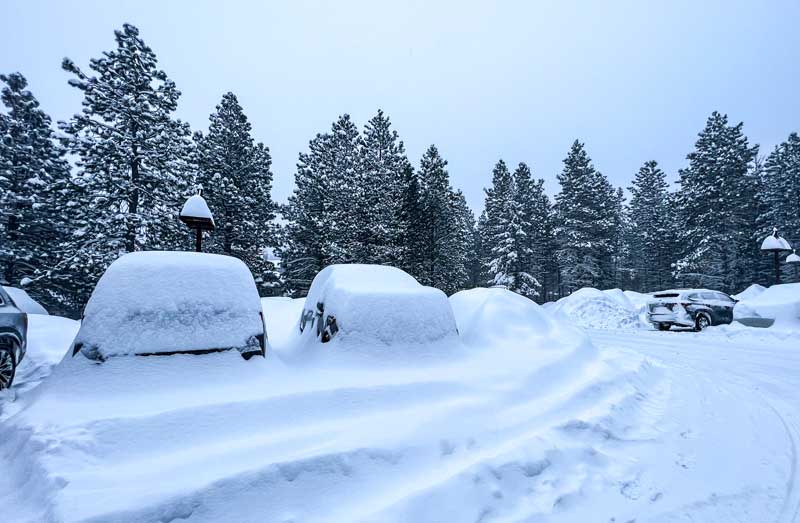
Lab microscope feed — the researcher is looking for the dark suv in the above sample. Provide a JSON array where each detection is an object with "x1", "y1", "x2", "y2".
[
  {"x1": 647, "y1": 289, "x2": 736, "y2": 331},
  {"x1": 0, "y1": 286, "x2": 28, "y2": 389}
]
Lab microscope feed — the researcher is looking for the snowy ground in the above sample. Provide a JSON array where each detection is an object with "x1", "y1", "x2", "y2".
[{"x1": 1, "y1": 296, "x2": 799, "y2": 522}]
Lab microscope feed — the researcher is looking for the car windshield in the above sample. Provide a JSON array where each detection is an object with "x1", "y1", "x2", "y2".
[{"x1": 654, "y1": 293, "x2": 680, "y2": 298}]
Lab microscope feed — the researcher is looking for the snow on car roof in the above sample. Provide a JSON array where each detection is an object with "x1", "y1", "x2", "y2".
[
  {"x1": 74, "y1": 251, "x2": 264, "y2": 359},
  {"x1": 2, "y1": 286, "x2": 49, "y2": 315}
]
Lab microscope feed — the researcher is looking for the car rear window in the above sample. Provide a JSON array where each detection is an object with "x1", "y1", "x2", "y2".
[{"x1": 653, "y1": 293, "x2": 680, "y2": 298}]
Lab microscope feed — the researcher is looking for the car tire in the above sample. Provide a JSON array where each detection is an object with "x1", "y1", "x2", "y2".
[
  {"x1": 657, "y1": 323, "x2": 671, "y2": 331},
  {"x1": 694, "y1": 314, "x2": 711, "y2": 332},
  {"x1": 0, "y1": 345, "x2": 16, "y2": 390}
]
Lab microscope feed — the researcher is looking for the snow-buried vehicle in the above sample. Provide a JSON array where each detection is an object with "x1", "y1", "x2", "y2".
[
  {"x1": 71, "y1": 251, "x2": 268, "y2": 361},
  {"x1": 288, "y1": 264, "x2": 459, "y2": 362}
]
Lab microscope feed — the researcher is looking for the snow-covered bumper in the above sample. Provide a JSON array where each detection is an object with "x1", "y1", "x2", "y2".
[{"x1": 647, "y1": 305, "x2": 694, "y2": 327}]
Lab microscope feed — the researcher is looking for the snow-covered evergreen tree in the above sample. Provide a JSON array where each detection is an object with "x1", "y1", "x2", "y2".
[
  {"x1": 554, "y1": 140, "x2": 618, "y2": 294},
  {"x1": 417, "y1": 145, "x2": 466, "y2": 294},
  {"x1": 195, "y1": 92, "x2": 279, "y2": 294},
  {"x1": 625, "y1": 161, "x2": 673, "y2": 291},
  {"x1": 674, "y1": 112, "x2": 759, "y2": 292},
  {"x1": 758, "y1": 133, "x2": 800, "y2": 282},
  {"x1": 482, "y1": 160, "x2": 538, "y2": 296},
  {"x1": 358, "y1": 110, "x2": 406, "y2": 265},
  {"x1": 60, "y1": 24, "x2": 194, "y2": 306},
  {"x1": 397, "y1": 162, "x2": 426, "y2": 278},
  {"x1": 0, "y1": 72, "x2": 75, "y2": 314}
]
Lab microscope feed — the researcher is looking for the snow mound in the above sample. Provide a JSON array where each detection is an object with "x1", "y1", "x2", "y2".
[
  {"x1": 2, "y1": 286, "x2": 48, "y2": 315},
  {"x1": 286, "y1": 265, "x2": 459, "y2": 363},
  {"x1": 550, "y1": 288, "x2": 641, "y2": 329},
  {"x1": 734, "y1": 283, "x2": 800, "y2": 331},
  {"x1": 733, "y1": 283, "x2": 766, "y2": 302},
  {"x1": 73, "y1": 251, "x2": 266, "y2": 360},
  {"x1": 450, "y1": 287, "x2": 585, "y2": 348}
]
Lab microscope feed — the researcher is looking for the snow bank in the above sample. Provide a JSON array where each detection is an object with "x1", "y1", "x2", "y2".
[
  {"x1": 2, "y1": 286, "x2": 48, "y2": 315},
  {"x1": 732, "y1": 283, "x2": 766, "y2": 302},
  {"x1": 286, "y1": 265, "x2": 459, "y2": 363},
  {"x1": 0, "y1": 315, "x2": 78, "y2": 420},
  {"x1": 549, "y1": 287, "x2": 642, "y2": 329},
  {"x1": 2, "y1": 278, "x2": 666, "y2": 523},
  {"x1": 450, "y1": 287, "x2": 585, "y2": 348},
  {"x1": 733, "y1": 283, "x2": 800, "y2": 331},
  {"x1": 73, "y1": 251, "x2": 265, "y2": 359}
]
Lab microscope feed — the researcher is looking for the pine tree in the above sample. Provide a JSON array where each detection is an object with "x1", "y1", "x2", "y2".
[
  {"x1": 282, "y1": 133, "x2": 328, "y2": 295},
  {"x1": 514, "y1": 166, "x2": 557, "y2": 301},
  {"x1": 625, "y1": 161, "x2": 673, "y2": 291},
  {"x1": 554, "y1": 141, "x2": 618, "y2": 293},
  {"x1": 326, "y1": 114, "x2": 363, "y2": 264},
  {"x1": 195, "y1": 92, "x2": 278, "y2": 294},
  {"x1": 482, "y1": 160, "x2": 538, "y2": 296},
  {"x1": 417, "y1": 145, "x2": 466, "y2": 294},
  {"x1": 358, "y1": 110, "x2": 407, "y2": 265},
  {"x1": 451, "y1": 189, "x2": 476, "y2": 291},
  {"x1": 758, "y1": 133, "x2": 800, "y2": 283},
  {"x1": 675, "y1": 112, "x2": 758, "y2": 292},
  {"x1": 397, "y1": 162, "x2": 426, "y2": 278},
  {"x1": 0, "y1": 72, "x2": 75, "y2": 314},
  {"x1": 60, "y1": 24, "x2": 194, "y2": 306}
]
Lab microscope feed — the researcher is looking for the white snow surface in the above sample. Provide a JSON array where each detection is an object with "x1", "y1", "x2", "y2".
[
  {"x1": 549, "y1": 287, "x2": 645, "y2": 329},
  {"x1": 73, "y1": 251, "x2": 264, "y2": 359},
  {"x1": 732, "y1": 283, "x2": 766, "y2": 302},
  {"x1": 733, "y1": 282, "x2": 800, "y2": 331},
  {"x1": 180, "y1": 194, "x2": 214, "y2": 221},
  {"x1": 284, "y1": 264, "x2": 459, "y2": 364},
  {"x1": 2, "y1": 286, "x2": 48, "y2": 315},
  {"x1": 3, "y1": 282, "x2": 800, "y2": 522}
]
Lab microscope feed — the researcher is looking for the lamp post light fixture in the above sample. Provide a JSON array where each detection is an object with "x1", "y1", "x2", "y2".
[
  {"x1": 760, "y1": 227, "x2": 792, "y2": 285},
  {"x1": 787, "y1": 249, "x2": 800, "y2": 282},
  {"x1": 179, "y1": 193, "x2": 215, "y2": 252}
]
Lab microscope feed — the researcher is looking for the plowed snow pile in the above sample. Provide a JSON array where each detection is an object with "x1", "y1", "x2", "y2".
[
  {"x1": 1, "y1": 276, "x2": 661, "y2": 523},
  {"x1": 733, "y1": 282, "x2": 800, "y2": 331},
  {"x1": 549, "y1": 288, "x2": 644, "y2": 329}
]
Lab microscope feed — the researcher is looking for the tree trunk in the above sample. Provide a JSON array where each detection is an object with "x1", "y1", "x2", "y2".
[{"x1": 126, "y1": 152, "x2": 139, "y2": 252}]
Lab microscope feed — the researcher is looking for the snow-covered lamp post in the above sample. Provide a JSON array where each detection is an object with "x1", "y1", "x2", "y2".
[
  {"x1": 179, "y1": 193, "x2": 215, "y2": 252},
  {"x1": 787, "y1": 249, "x2": 800, "y2": 282},
  {"x1": 760, "y1": 227, "x2": 792, "y2": 285}
]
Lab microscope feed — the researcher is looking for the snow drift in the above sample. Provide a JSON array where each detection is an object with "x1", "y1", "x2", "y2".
[
  {"x1": 72, "y1": 251, "x2": 266, "y2": 360},
  {"x1": 733, "y1": 282, "x2": 800, "y2": 331},
  {"x1": 549, "y1": 288, "x2": 644, "y2": 329}
]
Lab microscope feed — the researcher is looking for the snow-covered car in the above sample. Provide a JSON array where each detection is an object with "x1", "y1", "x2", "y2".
[
  {"x1": 71, "y1": 252, "x2": 268, "y2": 361},
  {"x1": 0, "y1": 286, "x2": 28, "y2": 389},
  {"x1": 647, "y1": 289, "x2": 736, "y2": 331},
  {"x1": 292, "y1": 264, "x2": 459, "y2": 361}
]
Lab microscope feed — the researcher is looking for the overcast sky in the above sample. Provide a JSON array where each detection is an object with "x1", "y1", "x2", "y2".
[{"x1": 2, "y1": 0, "x2": 799, "y2": 212}]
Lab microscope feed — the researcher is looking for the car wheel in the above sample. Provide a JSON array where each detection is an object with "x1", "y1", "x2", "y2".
[
  {"x1": 0, "y1": 346, "x2": 16, "y2": 390},
  {"x1": 657, "y1": 323, "x2": 671, "y2": 331},
  {"x1": 695, "y1": 314, "x2": 711, "y2": 332}
]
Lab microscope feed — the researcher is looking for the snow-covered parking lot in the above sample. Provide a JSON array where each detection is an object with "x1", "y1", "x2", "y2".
[{"x1": 1, "y1": 289, "x2": 799, "y2": 522}]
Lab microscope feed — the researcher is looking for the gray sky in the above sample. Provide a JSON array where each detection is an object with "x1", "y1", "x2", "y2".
[{"x1": 2, "y1": 0, "x2": 799, "y2": 212}]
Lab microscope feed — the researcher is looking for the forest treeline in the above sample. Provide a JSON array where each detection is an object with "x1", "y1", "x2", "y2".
[{"x1": 2, "y1": 24, "x2": 799, "y2": 316}]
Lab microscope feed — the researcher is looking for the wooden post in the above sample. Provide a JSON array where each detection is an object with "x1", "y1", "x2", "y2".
[
  {"x1": 774, "y1": 251, "x2": 781, "y2": 285},
  {"x1": 195, "y1": 227, "x2": 202, "y2": 252}
]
